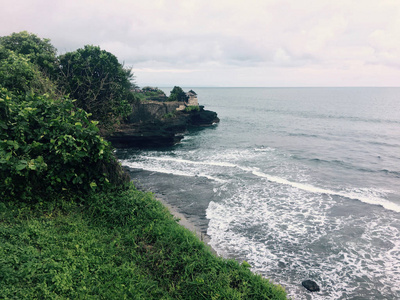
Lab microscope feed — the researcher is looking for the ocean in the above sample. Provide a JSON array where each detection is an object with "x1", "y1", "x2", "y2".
[{"x1": 117, "y1": 87, "x2": 400, "y2": 299}]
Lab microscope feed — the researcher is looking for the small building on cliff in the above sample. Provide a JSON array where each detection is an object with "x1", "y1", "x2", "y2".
[
  {"x1": 186, "y1": 90, "x2": 198, "y2": 106},
  {"x1": 176, "y1": 89, "x2": 199, "y2": 111}
]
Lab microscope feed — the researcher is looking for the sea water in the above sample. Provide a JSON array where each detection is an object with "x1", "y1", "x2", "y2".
[{"x1": 117, "y1": 87, "x2": 400, "y2": 299}]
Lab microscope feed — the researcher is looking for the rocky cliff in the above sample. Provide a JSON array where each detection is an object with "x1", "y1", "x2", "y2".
[{"x1": 105, "y1": 101, "x2": 219, "y2": 148}]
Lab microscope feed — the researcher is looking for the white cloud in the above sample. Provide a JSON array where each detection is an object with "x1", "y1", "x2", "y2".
[{"x1": 1, "y1": 0, "x2": 400, "y2": 86}]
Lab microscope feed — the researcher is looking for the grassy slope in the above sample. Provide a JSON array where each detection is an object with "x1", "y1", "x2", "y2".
[{"x1": 0, "y1": 184, "x2": 287, "y2": 299}]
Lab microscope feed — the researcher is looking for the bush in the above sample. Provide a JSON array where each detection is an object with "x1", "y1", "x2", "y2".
[
  {"x1": 58, "y1": 45, "x2": 135, "y2": 130},
  {"x1": 163, "y1": 112, "x2": 176, "y2": 119},
  {"x1": 0, "y1": 88, "x2": 121, "y2": 202},
  {"x1": 0, "y1": 47, "x2": 57, "y2": 96},
  {"x1": 0, "y1": 31, "x2": 58, "y2": 78},
  {"x1": 168, "y1": 86, "x2": 188, "y2": 102},
  {"x1": 184, "y1": 105, "x2": 200, "y2": 112}
]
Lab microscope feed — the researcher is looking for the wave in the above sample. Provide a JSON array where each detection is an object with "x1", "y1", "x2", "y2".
[
  {"x1": 257, "y1": 106, "x2": 400, "y2": 125},
  {"x1": 206, "y1": 184, "x2": 400, "y2": 299},
  {"x1": 121, "y1": 160, "x2": 227, "y2": 183},
  {"x1": 288, "y1": 133, "x2": 320, "y2": 138},
  {"x1": 143, "y1": 156, "x2": 238, "y2": 168},
  {"x1": 367, "y1": 140, "x2": 400, "y2": 148},
  {"x1": 254, "y1": 147, "x2": 275, "y2": 152},
  {"x1": 282, "y1": 131, "x2": 400, "y2": 151},
  {"x1": 250, "y1": 169, "x2": 400, "y2": 213},
  {"x1": 381, "y1": 169, "x2": 400, "y2": 178},
  {"x1": 123, "y1": 156, "x2": 400, "y2": 213},
  {"x1": 298, "y1": 157, "x2": 400, "y2": 178}
]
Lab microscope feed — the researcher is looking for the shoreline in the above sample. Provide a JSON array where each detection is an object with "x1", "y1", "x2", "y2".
[
  {"x1": 123, "y1": 166, "x2": 218, "y2": 255},
  {"x1": 130, "y1": 179, "x2": 218, "y2": 255},
  {"x1": 154, "y1": 193, "x2": 218, "y2": 255}
]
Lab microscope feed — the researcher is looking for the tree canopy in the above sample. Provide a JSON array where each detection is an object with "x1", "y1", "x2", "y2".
[
  {"x1": 0, "y1": 88, "x2": 116, "y2": 201},
  {"x1": 0, "y1": 31, "x2": 58, "y2": 78},
  {"x1": 168, "y1": 86, "x2": 188, "y2": 102},
  {"x1": 0, "y1": 32, "x2": 137, "y2": 130},
  {"x1": 0, "y1": 46, "x2": 57, "y2": 96},
  {"x1": 58, "y1": 45, "x2": 135, "y2": 129},
  {"x1": 0, "y1": 32, "x2": 132, "y2": 202}
]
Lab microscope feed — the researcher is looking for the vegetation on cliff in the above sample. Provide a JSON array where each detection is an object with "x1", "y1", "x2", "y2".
[
  {"x1": 0, "y1": 31, "x2": 58, "y2": 79},
  {"x1": 58, "y1": 45, "x2": 136, "y2": 129},
  {"x1": 168, "y1": 85, "x2": 189, "y2": 102},
  {"x1": 135, "y1": 86, "x2": 168, "y2": 102},
  {"x1": 0, "y1": 31, "x2": 287, "y2": 299}
]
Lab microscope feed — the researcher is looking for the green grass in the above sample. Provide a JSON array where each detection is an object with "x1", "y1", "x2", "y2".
[
  {"x1": 184, "y1": 105, "x2": 200, "y2": 112},
  {"x1": 163, "y1": 112, "x2": 176, "y2": 119},
  {"x1": 0, "y1": 185, "x2": 288, "y2": 299},
  {"x1": 134, "y1": 90, "x2": 167, "y2": 102}
]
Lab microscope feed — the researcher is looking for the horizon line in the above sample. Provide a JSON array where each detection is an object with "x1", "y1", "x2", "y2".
[{"x1": 143, "y1": 85, "x2": 400, "y2": 89}]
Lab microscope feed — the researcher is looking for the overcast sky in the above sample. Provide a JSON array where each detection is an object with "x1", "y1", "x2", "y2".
[{"x1": 1, "y1": 0, "x2": 400, "y2": 87}]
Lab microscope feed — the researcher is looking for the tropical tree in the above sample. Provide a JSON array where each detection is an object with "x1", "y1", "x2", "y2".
[
  {"x1": 0, "y1": 87, "x2": 122, "y2": 202},
  {"x1": 0, "y1": 31, "x2": 58, "y2": 78},
  {"x1": 58, "y1": 45, "x2": 136, "y2": 129},
  {"x1": 168, "y1": 86, "x2": 188, "y2": 102},
  {"x1": 0, "y1": 46, "x2": 57, "y2": 96}
]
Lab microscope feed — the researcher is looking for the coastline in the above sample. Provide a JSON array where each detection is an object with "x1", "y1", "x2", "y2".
[
  {"x1": 154, "y1": 193, "x2": 218, "y2": 255},
  {"x1": 122, "y1": 165, "x2": 218, "y2": 254},
  {"x1": 128, "y1": 173, "x2": 218, "y2": 255}
]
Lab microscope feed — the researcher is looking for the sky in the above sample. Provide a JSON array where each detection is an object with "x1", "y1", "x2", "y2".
[{"x1": 1, "y1": 0, "x2": 400, "y2": 87}]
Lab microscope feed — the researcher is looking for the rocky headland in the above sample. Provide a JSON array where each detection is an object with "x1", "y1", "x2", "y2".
[{"x1": 105, "y1": 99, "x2": 219, "y2": 148}]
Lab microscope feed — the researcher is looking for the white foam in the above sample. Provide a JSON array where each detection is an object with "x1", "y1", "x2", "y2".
[
  {"x1": 126, "y1": 154, "x2": 400, "y2": 213},
  {"x1": 206, "y1": 185, "x2": 341, "y2": 298},
  {"x1": 254, "y1": 147, "x2": 275, "y2": 152},
  {"x1": 250, "y1": 169, "x2": 400, "y2": 213},
  {"x1": 206, "y1": 182, "x2": 400, "y2": 299},
  {"x1": 120, "y1": 160, "x2": 227, "y2": 183},
  {"x1": 143, "y1": 156, "x2": 238, "y2": 168}
]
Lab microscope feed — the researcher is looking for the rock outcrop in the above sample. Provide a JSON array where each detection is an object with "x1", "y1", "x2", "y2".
[
  {"x1": 105, "y1": 101, "x2": 219, "y2": 148},
  {"x1": 302, "y1": 280, "x2": 320, "y2": 292}
]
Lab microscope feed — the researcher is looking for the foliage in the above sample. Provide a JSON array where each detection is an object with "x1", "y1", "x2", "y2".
[
  {"x1": 163, "y1": 111, "x2": 176, "y2": 119},
  {"x1": 168, "y1": 86, "x2": 188, "y2": 102},
  {"x1": 0, "y1": 185, "x2": 288, "y2": 299},
  {"x1": 0, "y1": 31, "x2": 58, "y2": 78},
  {"x1": 184, "y1": 105, "x2": 200, "y2": 112},
  {"x1": 0, "y1": 197, "x2": 167, "y2": 299},
  {"x1": 58, "y1": 45, "x2": 136, "y2": 129},
  {"x1": 142, "y1": 86, "x2": 163, "y2": 93},
  {"x1": 0, "y1": 46, "x2": 57, "y2": 96},
  {"x1": 0, "y1": 88, "x2": 119, "y2": 202},
  {"x1": 0, "y1": 30, "x2": 287, "y2": 299},
  {"x1": 137, "y1": 86, "x2": 167, "y2": 101}
]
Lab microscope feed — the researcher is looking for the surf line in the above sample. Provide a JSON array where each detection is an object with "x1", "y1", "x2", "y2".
[
  {"x1": 120, "y1": 160, "x2": 227, "y2": 183},
  {"x1": 143, "y1": 156, "x2": 237, "y2": 168},
  {"x1": 134, "y1": 156, "x2": 400, "y2": 213},
  {"x1": 251, "y1": 169, "x2": 400, "y2": 213}
]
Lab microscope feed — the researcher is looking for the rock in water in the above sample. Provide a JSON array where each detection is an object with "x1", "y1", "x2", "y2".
[{"x1": 302, "y1": 280, "x2": 320, "y2": 292}]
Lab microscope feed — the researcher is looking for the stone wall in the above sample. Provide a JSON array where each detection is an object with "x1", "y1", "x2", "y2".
[
  {"x1": 127, "y1": 101, "x2": 182, "y2": 123},
  {"x1": 187, "y1": 95, "x2": 198, "y2": 106}
]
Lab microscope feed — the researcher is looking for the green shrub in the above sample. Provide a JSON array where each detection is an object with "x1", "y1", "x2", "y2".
[
  {"x1": 0, "y1": 31, "x2": 58, "y2": 78},
  {"x1": 168, "y1": 86, "x2": 188, "y2": 102},
  {"x1": 184, "y1": 105, "x2": 200, "y2": 112},
  {"x1": 58, "y1": 45, "x2": 135, "y2": 130},
  {"x1": 0, "y1": 47, "x2": 57, "y2": 96},
  {"x1": 163, "y1": 111, "x2": 176, "y2": 119},
  {"x1": 0, "y1": 88, "x2": 118, "y2": 202},
  {"x1": 135, "y1": 87, "x2": 167, "y2": 102}
]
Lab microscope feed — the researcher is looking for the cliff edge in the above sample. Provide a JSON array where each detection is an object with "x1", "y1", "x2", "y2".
[{"x1": 105, "y1": 100, "x2": 219, "y2": 148}]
